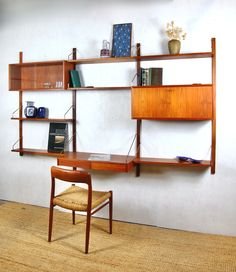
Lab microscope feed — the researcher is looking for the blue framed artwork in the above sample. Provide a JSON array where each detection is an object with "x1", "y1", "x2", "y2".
[{"x1": 112, "y1": 23, "x2": 132, "y2": 57}]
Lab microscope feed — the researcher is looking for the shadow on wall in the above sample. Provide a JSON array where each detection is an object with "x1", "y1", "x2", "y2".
[{"x1": 139, "y1": 164, "x2": 210, "y2": 180}]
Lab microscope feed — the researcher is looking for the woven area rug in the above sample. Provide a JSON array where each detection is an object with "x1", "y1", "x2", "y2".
[{"x1": 0, "y1": 201, "x2": 236, "y2": 272}]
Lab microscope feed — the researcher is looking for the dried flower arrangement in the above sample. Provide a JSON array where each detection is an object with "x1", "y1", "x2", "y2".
[{"x1": 166, "y1": 21, "x2": 186, "y2": 41}]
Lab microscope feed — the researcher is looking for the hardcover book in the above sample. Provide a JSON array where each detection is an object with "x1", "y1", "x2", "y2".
[
  {"x1": 69, "y1": 70, "x2": 81, "y2": 88},
  {"x1": 141, "y1": 67, "x2": 163, "y2": 86},
  {"x1": 149, "y1": 68, "x2": 163, "y2": 86},
  {"x1": 141, "y1": 68, "x2": 149, "y2": 86},
  {"x1": 48, "y1": 123, "x2": 68, "y2": 153}
]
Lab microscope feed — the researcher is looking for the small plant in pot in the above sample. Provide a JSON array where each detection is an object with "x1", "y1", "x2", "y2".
[{"x1": 166, "y1": 21, "x2": 186, "y2": 54}]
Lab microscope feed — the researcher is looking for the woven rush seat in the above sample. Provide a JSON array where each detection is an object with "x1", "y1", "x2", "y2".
[{"x1": 53, "y1": 186, "x2": 111, "y2": 211}]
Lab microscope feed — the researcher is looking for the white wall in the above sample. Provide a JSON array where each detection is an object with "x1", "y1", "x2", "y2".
[{"x1": 1, "y1": 0, "x2": 236, "y2": 236}]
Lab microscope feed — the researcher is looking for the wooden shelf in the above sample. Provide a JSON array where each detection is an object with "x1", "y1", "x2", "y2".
[
  {"x1": 11, "y1": 117, "x2": 74, "y2": 122},
  {"x1": 67, "y1": 84, "x2": 212, "y2": 92},
  {"x1": 11, "y1": 149, "x2": 134, "y2": 172},
  {"x1": 139, "y1": 52, "x2": 213, "y2": 61},
  {"x1": 11, "y1": 148, "x2": 66, "y2": 157},
  {"x1": 9, "y1": 60, "x2": 65, "y2": 66},
  {"x1": 11, "y1": 148, "x2": 210, "y2": 170},
  {"x1": 57, "y1": 152, "x2": 135, "y2": 172},
  {"x1": 9, "y1": 51, "x2": 213, "y2": 69},
  {"x1": 68, "y1": 56, "x2": 137, "y2": 64},
  {"x1": 134, "y1": 157, "x2": 211, "y2": 167},
  {"x1": 67, "y1": 86, "x2": 131, "y2": 91},
  {"x1": 9, "y1": 88, "x2": 70, "y2": 92},
  {"x1": 68, "y1": 52, "x2": 213, "y2": 65}
]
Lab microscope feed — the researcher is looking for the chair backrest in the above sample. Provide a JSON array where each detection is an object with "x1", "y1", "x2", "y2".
[
  {"x1": 51, "y1": 166, "x2": 91, "y2": 185},
  {"x1": 50, "y1": 166, "x2": 93, "y2": 210}
]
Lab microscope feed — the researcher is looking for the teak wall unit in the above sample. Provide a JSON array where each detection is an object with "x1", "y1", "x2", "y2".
[
  {"x1": 9, "y1": 38, "x2": 216, "y2": 175},
  {"x1": 9, "y1": 56, "x2": 77, "y2": 157}
]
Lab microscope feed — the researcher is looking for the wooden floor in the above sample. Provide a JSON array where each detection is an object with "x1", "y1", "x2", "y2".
[{"x1": 1, "y1": 201, "x2": 236, "y2": 272}]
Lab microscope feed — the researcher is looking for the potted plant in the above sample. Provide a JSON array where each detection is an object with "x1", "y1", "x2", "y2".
[{"x1": 166, "y1": 21, "x2": 186, "y2": 54}]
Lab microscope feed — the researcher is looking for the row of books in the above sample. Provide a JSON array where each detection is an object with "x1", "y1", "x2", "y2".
[{"x1": 69, "y1": 67, "x2": 163, "y2": 88}]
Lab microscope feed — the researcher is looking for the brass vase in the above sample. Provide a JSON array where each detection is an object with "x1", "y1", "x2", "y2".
[{"x1": 168, "y1": 39, "x2": 181, "y2": 54}]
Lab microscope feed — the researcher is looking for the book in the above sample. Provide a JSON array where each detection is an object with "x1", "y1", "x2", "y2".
[
  {"x1": 141, "y1": 67, "x2": 163, "y2": 86},
  {"x1": 69, "y1": 70, "x2": 81, "y2": 88},
  {"x1": 141, "y1": 68, "x2": 149, "y2": 86},
  {"x1": 149, "y1": 68, "x2": 163, "y2": 86},
  {"x1": 48, "y1": 123, "x2": 68, "y2": 153}
]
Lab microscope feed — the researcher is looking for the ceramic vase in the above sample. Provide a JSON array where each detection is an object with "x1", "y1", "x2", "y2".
[
  {"x1": 168, "y1": 39, "x2": 181, "y2": 54},
  {"x1": 24, "y1": 101, "x2": 37, "y2": 118}
]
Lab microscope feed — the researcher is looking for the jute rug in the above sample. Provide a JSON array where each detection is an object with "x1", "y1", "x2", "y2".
[{"x1": 0, "y1": 201, "x2": 236, "y2": 272}]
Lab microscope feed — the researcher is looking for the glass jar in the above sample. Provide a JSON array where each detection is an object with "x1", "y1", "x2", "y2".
[
  {"x1": 100, "y1": 40, "x2": 110, "y2": 58},
  {"x1": 24, "y1": 101, "x2": 37, "y2": 118}
]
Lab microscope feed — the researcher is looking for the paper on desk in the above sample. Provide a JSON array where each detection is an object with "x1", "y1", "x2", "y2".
[{"x1": 88, "y1": 154, "x2": 111, "y2": 161}]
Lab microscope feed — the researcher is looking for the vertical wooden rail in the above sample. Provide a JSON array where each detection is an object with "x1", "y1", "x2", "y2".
[
  {"x1": 135, "y1": 43, "x2": 141, "y2": 177},
  {"x1": 211, "y1": 38, "x2": 216, "y2": 174},
  {"x1": 136, "y1": 120, "x2": 142, "y2": 177},
  {"x1": 72, "y1": 91, "x2": 77, "y2": 153},
  {"x1": 72, "y1": 48, "x2": 77, "y2": 153},
  {"x1": 19, "y1": 52, "x2": 23, "y2": 156},
  {"x1": 136, "y1": 43, "x2": 141, "y2": 85},
  {"x1": 72, "y1": 48, "x2": 77, "y2": 60}
]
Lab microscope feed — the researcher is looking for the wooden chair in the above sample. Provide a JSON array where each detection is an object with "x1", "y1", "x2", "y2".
[{"x1": 48, "y1": 166, "x2": 113, "y2": 254}]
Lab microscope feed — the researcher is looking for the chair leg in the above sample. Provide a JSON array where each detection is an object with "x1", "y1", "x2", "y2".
[
  {"x1": 72, "y1": 210, "x2": 75, "y2": 225},
  {"x1": 85, "y1": 211, "x2": 91, "y2": 254},
  {"x1": 109, "y1": 191, "x2": 113, "y2": 234},
  {"x1": 48, "y1": 203, "x2": 54, "y2": 242}
]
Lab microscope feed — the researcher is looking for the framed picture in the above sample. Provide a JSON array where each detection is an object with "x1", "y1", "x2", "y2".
[{"x1": 111, "y1": 23, "x2": 132, "y2": 57}]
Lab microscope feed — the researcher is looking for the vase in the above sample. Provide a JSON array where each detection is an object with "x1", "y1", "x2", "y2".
[
  {"x1": 37, "y1": 107, "x2": 47, "y2": 118},
  {"x1": 24, "y1": 101, "x2": 37, "y2": 118},
  {"x1": 168, "y1": 39, "x2": 181, "y2": 54}
]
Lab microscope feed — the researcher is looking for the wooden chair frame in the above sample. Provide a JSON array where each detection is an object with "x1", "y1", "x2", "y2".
[{"x1": 48, "y1": 166, "x2": 113, "y2": 254}]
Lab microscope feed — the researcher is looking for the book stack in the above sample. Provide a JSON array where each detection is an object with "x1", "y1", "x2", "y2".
[{"x1": 140, "y1": 67, "x2": 163, "y2": 86}]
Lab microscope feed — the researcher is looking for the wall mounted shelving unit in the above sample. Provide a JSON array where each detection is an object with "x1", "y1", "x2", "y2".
[{"x1": 9, "y1": 38, "x2": 216, "y2": 175}]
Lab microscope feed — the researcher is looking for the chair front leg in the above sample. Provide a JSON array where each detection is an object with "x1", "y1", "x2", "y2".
[
  {"x1": 72, "y1": 210, "x2": 75, "y2": 225},
  {"x1": 48, "y1": 203, "x2": 54, "y2": 242},
  {"x1": 109, "y1": 191, "x2": 113, "y2": 234},
  {"x1": 85, "y1": 210, "x2": 91, "y2": 254}
]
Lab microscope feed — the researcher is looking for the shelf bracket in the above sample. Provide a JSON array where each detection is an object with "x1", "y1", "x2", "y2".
[
  {"x1": 12, "y1": 138, "x2": 20, "y2": 150},
  {"x1": 68, "y1": 48, "x2": 78, "y2": 60},
  {"x1": 11, "y1": 138, "x2": 23, "y2": 156},
  {"x1": 125, "y1": 133, "x2": 137, "y2": 163},
  {"x1": 64, "y1": 105, "x2": 73, "y2": 119},
  {"x1": 11, "y1": 107, "x2": 22, "y2": 119},
  {"x1": 65, "y1": 130, "x2": 78, "y2": 152}
]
